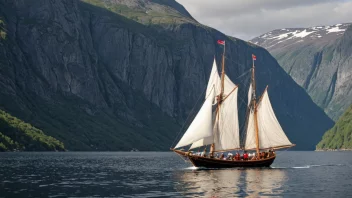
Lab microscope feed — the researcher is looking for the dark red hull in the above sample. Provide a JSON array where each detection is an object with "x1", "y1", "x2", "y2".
[{"x1": 173, "y1": 149, "x2": 275, "y2": 168}]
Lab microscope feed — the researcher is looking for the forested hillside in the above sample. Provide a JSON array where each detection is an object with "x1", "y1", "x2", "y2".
[
  {"x1": 316, "y1": 104, "x2": 352, "y2": 150},
  {"x1": 0, "y1": 109, "x2": 64, "y2": 151}
]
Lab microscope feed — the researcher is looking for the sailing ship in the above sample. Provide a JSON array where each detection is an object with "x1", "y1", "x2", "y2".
[{"x1": 171, "y1": 40, "x2": 295, "y2": 168}]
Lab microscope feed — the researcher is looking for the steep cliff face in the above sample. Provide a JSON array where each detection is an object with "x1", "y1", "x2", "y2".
[
  {"x1": 0, "y1": 0, "x2": 180, "y2": 151},
  {"x1": 0, "y1": 0, "x2": 333, "y2": 150},
  {"x1": 251, "y1": 23, "x2": 352, "y2": 120}
]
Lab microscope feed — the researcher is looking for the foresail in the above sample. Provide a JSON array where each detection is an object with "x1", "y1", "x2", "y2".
[
  {"x1": 206, "y1": 59, "x2": 221, "y2": 99},
  {"x1": 256, "y1": 90, "x2": 292, "y2": 149},
  {"x1": 189, "y1": 136, "x2": 213, "y2": 150},
  {"x1": 174, "y1": 89, "x2": 215, "y2": 149},
  {"x1": 214, "y1": 87, "x2": 240, "y2": 151}
]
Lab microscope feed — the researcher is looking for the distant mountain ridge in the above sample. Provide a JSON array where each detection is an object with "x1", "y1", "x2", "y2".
[
  {"x1": 251, "y1": 23, "x2": 350, "y2": 51},
  {"x1": 0, "y1": 0, "x2": 333, "y2": 150},
  {"x1": 82, "y1": 0, "x2": 197, "y2": 25},
  {"x1": 250, "y1": 23, "x2": 352, "y2": 120}
]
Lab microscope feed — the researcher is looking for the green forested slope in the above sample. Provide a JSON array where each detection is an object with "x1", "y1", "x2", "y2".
[
  {"x1": 0, "y1": 109, "x2": 65, "y2": 151},
  {"x1": 316, "y1": 104, "x2": 352, "y2": 150}
]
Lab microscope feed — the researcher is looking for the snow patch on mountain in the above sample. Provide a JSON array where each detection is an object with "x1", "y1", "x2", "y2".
[
  {"x1": 294, "y1": 29, "x2": 315, "y2": 38},
  {"x1": 250, "y1": 23, "x2": 351, "y2": 49},
  {"x1": 327, "y1": 26, "x2": 345, "y2": 33}
]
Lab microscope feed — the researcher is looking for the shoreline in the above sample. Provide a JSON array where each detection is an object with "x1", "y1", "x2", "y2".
[{"x1": 315, "y1": 149, "x2": 352, "y2": 151}]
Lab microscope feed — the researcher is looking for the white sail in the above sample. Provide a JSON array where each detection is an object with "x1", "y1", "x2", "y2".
[
  {"x1": 189, "y1": 136, "x2": 213, "y2": 150},
  {"x1": 244, "y1": 109, "x2": 256, "y2": 150},
  {"x1": 247, "y1": 84, "x2": 252, "y2": 106},
  {"x1": 214, "y1": 87, "x2": 240, "y2": 151},
  {"x1": 245, "y1": 89, "x2": 292, "y2": 150},
  {"x1": 174, "y1": 89, "x2": 215, "y2": 149},
  {"x1": 206, "y1": 59, "x2": 236, "y2": 99},
  {"x1": 190, "y1": 75, "x2": 239, "y2": 150},
  {"x1": 223, "y1": 75, "x2": 237, "y2": 95},
  {"x1": 188, "y1": 59, "x2": 220, "y2": 150},
  {"x1": 206, "y1": 59, "x2": 221, "y2": 99},
  {"x1": 256, "y1": 90, "x2": 292, "y2": 149}
]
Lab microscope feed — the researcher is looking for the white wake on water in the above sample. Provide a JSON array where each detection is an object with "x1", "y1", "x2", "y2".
[
  {"x1": 272, "y1": 164, "x2": 344, "y2": 169},
  {"x1": 184, "y1": 166, "x2": 199, "y2": 170}
]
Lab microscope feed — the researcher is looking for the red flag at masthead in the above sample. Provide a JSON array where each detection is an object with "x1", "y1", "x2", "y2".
[
  {"x1": 217, "y1": 40, "x2": 225, "y2": 45},
  {"x1": 252, "y1": 54, "x2": 256, "y2": 60}
]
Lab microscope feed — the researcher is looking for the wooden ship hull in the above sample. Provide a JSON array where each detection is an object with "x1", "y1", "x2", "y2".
[{"x1": 173, "y1": 149, "x2": 275, "y2": 168}]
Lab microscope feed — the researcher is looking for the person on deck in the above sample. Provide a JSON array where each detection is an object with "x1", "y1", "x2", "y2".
[
  {"x1": 227, "y1": 153, "x2": 233, "y2": 160},
  {"x1": 235, "y1": 152, "x2": 240, "y2": 160},
  {"x1": 248, "y1": 152, "x2": 254, "y2": 160},
  {"x1": 253, "y1": 153, "x2": 258, "y2": 160},
  {"x1": 209, "y1": 152, "x2": 214, "y2": 158},
  {"x1": 220, "y1": 153, "x2": 224, "y2": 159},
  {"x1": 243, "y1": 151, "x2": 248, "y2": 160},
  {"x1": 268, "y1": 149, "x2": 273, "y2": 157}
]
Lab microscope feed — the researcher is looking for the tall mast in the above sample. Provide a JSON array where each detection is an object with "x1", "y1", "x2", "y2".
[
  {"x1": 220, "y1": 43, "x2": 226, "y2": 97},
  {"x1": 211, "y1": 41, "x2": 226, "y2": 156},
  {"x1": 251, "y1": 55, "x2": 260, "y2": 155}
]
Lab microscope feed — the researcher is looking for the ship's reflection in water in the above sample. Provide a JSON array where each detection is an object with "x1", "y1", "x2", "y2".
[{"x1": 174, "y1": 168, "x2": 287, "y2": 197}]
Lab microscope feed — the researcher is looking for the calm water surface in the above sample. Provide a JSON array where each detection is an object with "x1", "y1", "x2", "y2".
[{"x1": 0, "y1": 151, "x2": 351, "y2": 197}]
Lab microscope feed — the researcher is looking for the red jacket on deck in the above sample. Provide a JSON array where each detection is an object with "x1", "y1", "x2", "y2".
[
  {"x1": 235, "y1": 153, "x2": 240, "y2": 160},
  {"x1": 243, "y1": 153, "x2": 248, "y2": 160}
]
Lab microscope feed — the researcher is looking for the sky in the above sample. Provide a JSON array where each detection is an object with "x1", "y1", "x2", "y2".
[{"x1": 175, "y1": 0, "x2": 352, "y2": 40}]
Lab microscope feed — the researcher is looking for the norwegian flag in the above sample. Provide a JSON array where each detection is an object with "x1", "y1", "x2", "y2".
[
  {"x1": 252, "y1": 54, "x2": 257, "y2": 60},
  {"x1": 217, "y1": 40, "x2": 225, "y2": 45}
]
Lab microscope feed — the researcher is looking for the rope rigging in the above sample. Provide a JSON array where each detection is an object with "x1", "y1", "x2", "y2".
[{"x1": 170, "y1": 84, "x2": 208, "y2": 149}]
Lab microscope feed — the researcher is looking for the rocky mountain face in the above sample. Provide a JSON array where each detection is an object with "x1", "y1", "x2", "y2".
[
  {"x1": 251, "y1": 23, "x2": 352, "y2": 120},
  {"x1": 316, "y1": 104, "x2": 352, "y2": 150},
  {"x1": 0, "y1": 0, "x2": 333, "y2": 150}
]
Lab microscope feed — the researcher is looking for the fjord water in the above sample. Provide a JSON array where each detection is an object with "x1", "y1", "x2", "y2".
[{"x1": 0, "y1": 152, "x2": 351, "y2": 197}]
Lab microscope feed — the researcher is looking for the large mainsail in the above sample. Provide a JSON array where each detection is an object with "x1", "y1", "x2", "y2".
[
  {"x1": 214, "y1": 85, "x2": 240, "y2": 150},
  {"x1": 245, "y1": 89, "x2": 293, "y2": 150},
  {"x1": 189, "y1": 59, "x2": 240, "y2": 151},
  {"x1": 174, "y1": 88, "x2": 215, "y2": 149}
]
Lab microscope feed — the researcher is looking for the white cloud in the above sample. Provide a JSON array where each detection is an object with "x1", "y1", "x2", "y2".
[{"x1": 176, "y1": 0, "x2": 352, "y2": 40}]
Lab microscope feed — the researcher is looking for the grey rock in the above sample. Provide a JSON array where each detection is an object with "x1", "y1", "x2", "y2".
[
  {"x1": 0, "y1": 0, "x2": 334, "y2": 150},
  {"x1": 251, "y1": 23, "x2": 352, "y2": 120}
]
